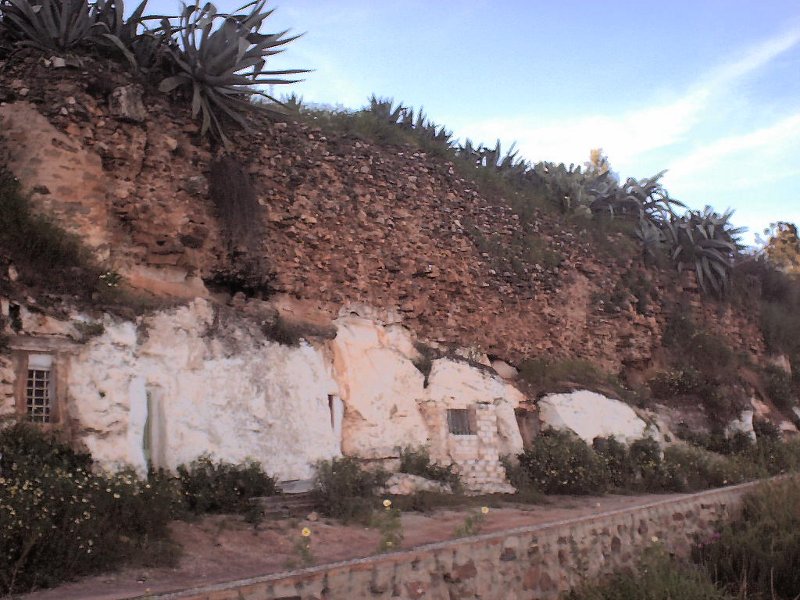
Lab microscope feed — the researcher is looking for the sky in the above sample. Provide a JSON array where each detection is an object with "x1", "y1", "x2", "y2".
[{"x1": 149, "y1": 0, "x2": 800, "y2": 244}]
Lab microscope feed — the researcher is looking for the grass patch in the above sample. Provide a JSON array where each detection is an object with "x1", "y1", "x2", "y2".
[
  {"x1": 517, "y1": 357, "x2": 641, "y2": 405},
  {"x1": 567, "y1": 548, "x2": 728, "y2": 600},
  {"x1": 695, "y1": 478, "x2": 800, "y2": 599},
  {"x1": 0, "y1": 169, "x2": 99, "y2": 297}
]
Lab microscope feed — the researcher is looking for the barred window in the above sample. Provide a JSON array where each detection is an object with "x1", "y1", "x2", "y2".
[
  {"x1": 26, "y1": 354, "x2": 53, "y2": 424},
  {"x1": 447, "y1": 408, "x2": 475, "y2": 436}
]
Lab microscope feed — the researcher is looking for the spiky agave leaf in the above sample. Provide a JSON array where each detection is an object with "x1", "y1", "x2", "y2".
[
  {"x1": 366, "y1": 95, "x2": 409, "y2": 126},
  {"x1": 662, "y1": 207, "x2": 742, "y2": 296},
  {"x1": 0, "y1": 0, "x2": 95, "y2": 51},
  {"x1": 159, "y1": 0, "x2": 307, "y2": 145}
]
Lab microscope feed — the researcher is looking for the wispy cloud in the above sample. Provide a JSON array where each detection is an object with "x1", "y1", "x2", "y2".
[
  {"x1": 457, "y1": 26, "x2": 800, "y2": 171},
  {"x1": 666, "y1": 112, "x2": 800, "y2": 187}
]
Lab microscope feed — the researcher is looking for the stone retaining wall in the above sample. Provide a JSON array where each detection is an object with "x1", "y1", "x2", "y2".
[{"x1": 152, "y1": 481, "x2": 763, "y2": 600}]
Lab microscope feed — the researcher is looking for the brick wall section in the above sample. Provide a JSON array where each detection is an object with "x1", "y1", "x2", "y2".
[{"x1": 153, "y1": 481, "x2": 764, "y2": 600}]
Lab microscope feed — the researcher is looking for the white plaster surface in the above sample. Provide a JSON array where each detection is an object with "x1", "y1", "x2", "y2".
[
  {"x1": 726, "y1": 409, "x2": 756, "y2": 441},
  {"x1": 67, "y1": 300, "x2": 341, "y2": 480},
  {"x1": 330, "y1": 316, "x2": 429, "y2": 458},
  {"x1": 538, "y1": 390, "x2": 649, "y2": 444},
  {"x1": 5, "y1": 299, "x2": 529, "y2": 491}
]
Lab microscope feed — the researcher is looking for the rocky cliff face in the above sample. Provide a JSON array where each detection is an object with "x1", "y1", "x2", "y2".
[{"x1": 0, "y1": 54, "x2": 764, "y2": 379}]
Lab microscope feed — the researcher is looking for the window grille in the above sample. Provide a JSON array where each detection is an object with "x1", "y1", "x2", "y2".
[
  {"x1": 447, "y1": 408, "x2": 474, "y2": 435},
  {"x1": 26, "y1": 368, "x2": 52, "y2": 423}
]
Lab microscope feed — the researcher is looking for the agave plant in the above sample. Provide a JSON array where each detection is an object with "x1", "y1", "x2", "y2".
[
  {"x1": 159, "y1": 0, "x2": 307, "y2": 145},
  {"x1": 0, "y1": 0, "x2": 162, "y2": 66},
  {"x1": 456, "y1": 138, "x2": 483, "y2": 168},
  {"x1": 528, "y1": 161, "x2": 589, "y2": 213},
  {"x1": 0, "y1": 0, "x2": 100, "y2": 50},
  {"x1": 662, "y1": 206, "x2": 745, "y2": 296},
  {"x1": 412, "y1": 108, "x2": 454, "y2": 147},
  {"x1": 366, "y1": 95, "x2": 411, "y2": 126},
  {"x1": 281, "y1": 91, "x2": 303, "y2": 112},
  {"x1": 588, "y1": 170, "x2": 684, "y2": 226}
]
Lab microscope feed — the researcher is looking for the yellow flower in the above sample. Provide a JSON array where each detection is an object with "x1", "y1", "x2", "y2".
[
  {"x1": 301, "y1": 527, "x2": 311, "y2": 537},
  {"x1": 481, "y1": 506, "x2": 489, "y2": 515},
  {"x1": 651, "y1": 536, "x2": 659, "y2": 543},
  {"x1": 383, "y1": 499, "x2": 392, "y2": 508}
]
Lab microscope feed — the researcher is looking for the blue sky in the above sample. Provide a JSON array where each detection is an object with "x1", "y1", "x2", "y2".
[{"x1": 149, "y1": 1, "x2": 800, "y2": 244}]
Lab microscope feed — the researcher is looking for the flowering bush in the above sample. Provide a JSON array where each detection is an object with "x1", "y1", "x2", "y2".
[
  {"x1": 518, "y1": 429, "x2": 607, "y2": 495},
  {"x1": 0, "y1": 425, "x2": 179, "y2": 594}
]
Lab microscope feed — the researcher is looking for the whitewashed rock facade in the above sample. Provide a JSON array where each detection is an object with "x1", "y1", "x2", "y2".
[
  {"x1": 538, "y1": 390, "x2": 651, "y2": 444},
  {"x1": 0, "y1": 300, "x2": 524, "y2": 491}
]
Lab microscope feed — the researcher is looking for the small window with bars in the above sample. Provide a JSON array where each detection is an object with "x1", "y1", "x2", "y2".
[
  {"x1": 25, "y1": 354, "x2": 53, "y2": 424},
  {"x1": 447, "y1": 408, "x2": 475, "y2": 436}
]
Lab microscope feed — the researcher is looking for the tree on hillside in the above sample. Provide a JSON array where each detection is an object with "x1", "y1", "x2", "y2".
[
  {"x1": 584, "y1": 148, "x2": 611, "y2": 176},
  {"x1": 761, "y1": 222, "x2": 800, "y2": 273}
]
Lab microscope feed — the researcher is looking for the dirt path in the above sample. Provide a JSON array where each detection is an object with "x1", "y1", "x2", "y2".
[{"x1": 18, "y1": 491, "x2": 688, "y2": 600}]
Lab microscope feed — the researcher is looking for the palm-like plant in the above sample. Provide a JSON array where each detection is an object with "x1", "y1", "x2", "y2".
[{"x1": 158, "y1": 0, "x2": 307, "y2": 145}]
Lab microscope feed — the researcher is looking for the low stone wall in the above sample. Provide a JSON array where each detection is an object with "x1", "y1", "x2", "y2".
[{"x1": 152, "y1": 481, "x2": 762, "y2": 600}]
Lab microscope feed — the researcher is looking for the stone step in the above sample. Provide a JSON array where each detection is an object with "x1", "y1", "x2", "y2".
[{"x1": 251, "y1": 492, "x2": 316, "y2": 518}]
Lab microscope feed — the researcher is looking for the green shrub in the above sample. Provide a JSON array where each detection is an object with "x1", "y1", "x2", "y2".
[
  {"x1": 752, "y1": 417, "x2": 781, "y2": 441},
  {"x1": 629, "y1": 437, "x2": 667, "y2": 489},
  {"x1": 500, "y1": 455, "x2": 544, "y2": 503},
  {"x1": 176, "y1": 455, "x2": 276, "y2": 518},
  {"x1": 398, "y1": 446, "x2": 461, "y2": 491},
  {"x1": 649, "y1": 368, "x2": 710, "y2": 399},
  {"x1": 518, "y1": 430, "x2": 607, "y2": 495},
  {"x1": 568, "y1": 548, "x2": 728, "y2": 600},
  {"x1": 695, "y1": 479, "x2": 800, "y2": 599},
  {"x1": 661, "y1": 445, "x2": 755, "y2": 492},
  {"x1": 675, "y1": 425, "x2": 753, "y2": 456},
  {"x1": 745, "y1": 436, "x2": 800, "y2": 476},
  {"x1": 592, "y1": 436, "x2": 634, "y2": 489},
  {"x1": 0, "y1": 422, "x2": 91, "y2": 475},
  {"x1": 0, "y1": 424, "x2": 178, "y2": 595},
  {"x1": 761, "y1": 301, "x2": 800, "y2": 356},
  {"x1": 762, "y1": 364, "x2": 796, "y2": 412},
  {"x1": 312, "y1": 457, "x2": 389, "y2": 522}
]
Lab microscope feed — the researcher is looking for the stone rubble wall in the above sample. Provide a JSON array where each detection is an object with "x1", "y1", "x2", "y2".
[
  {"x1": 154, "y1": 481, "x2": 760, "y2": 600},
  {"x1": 0, "y1": 73, "x2": 765, "y2": 372}
]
